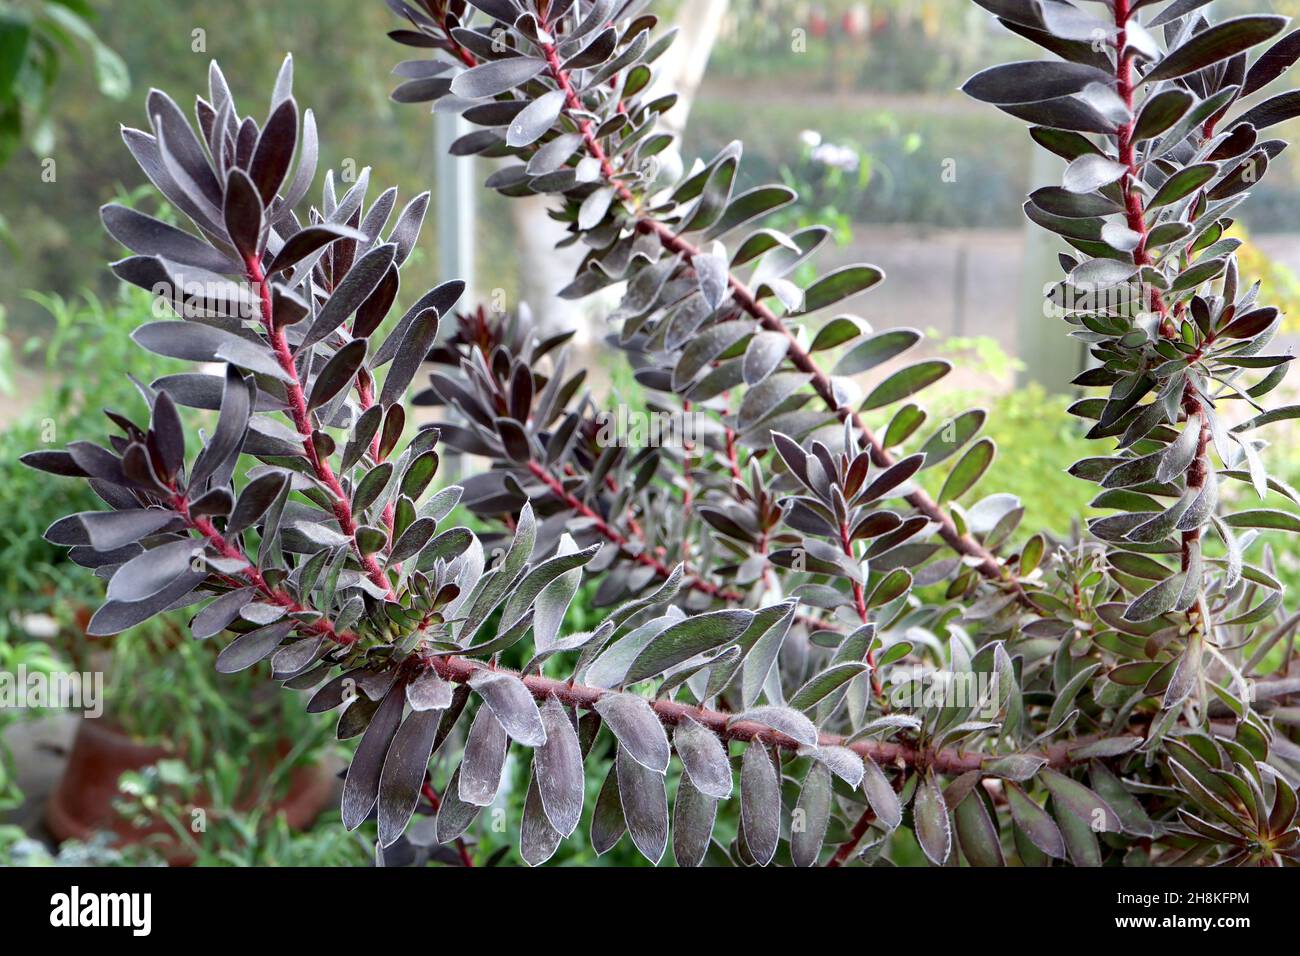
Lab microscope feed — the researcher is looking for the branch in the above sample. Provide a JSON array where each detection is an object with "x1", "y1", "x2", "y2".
[
  {"x1": 245, "y1": 254, "x2": 397, "y2": 601},
  {"x1": 425, "y1": 652, "x2": 1110, "y2": 776},
  {"x1": 174, "y1": 491, "x2": 359, "y2": 646},
  {"x1": 420, "y1": 778, "x2": 475, "y2": 866},
  {"x1": 525, "y1": 458, "x2": 835, "y2": 632},
  {"x1": 525, "y1": 24, "x2": 1014, "y2": 592},
  {"x1": 827, "y1": 805, "x2": 879, "y2": 867}
]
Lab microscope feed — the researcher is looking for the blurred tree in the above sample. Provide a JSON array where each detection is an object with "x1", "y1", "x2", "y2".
[
  {"x1": 0, "y1": 0, "x2": 126, "y2": 251},
  {"x1": 505, "y1": 0, "x2": 729, "y2": 339},
  {"x1": 0, "y1": 0, "x2": 433, "y2": 331},
  {"x1": 0, "y1": 0, "x2": 127, "y2": 167}
]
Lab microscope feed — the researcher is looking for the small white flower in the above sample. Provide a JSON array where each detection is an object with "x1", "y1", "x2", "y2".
[
  {"x1": 811, "y1": 142, "x2": 860, "y2": 173},
  {"x1": 18, "y1": 612, "x2": 59, "y2": 638}
]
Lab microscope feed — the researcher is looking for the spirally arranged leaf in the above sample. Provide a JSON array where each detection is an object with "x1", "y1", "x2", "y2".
[
  {"x1": 341, "y1": 682, "x2": 405, "y2": 830},
  {"x1": 740, "y1": 742, "x2": 781, "y2": 866},
  {"x1": 953, "y1": 789, "x2": 1004, "y2": 867},
  {"x1": 377, "y1": 708, "x2": 440, "y2": 847},
  {"x1": 593, "y1": 692, "x2": 671, "y2": 773},
  {"x1": 673, "y1": 716, "x2": 733, "y2": 799},
  {"x1": 534, "y1": 696, "x2": 583, "y2": 837},
  {"x1": 1145, "y1": 16, "x2": 1286, "y2": 83},
  {"x1": 28, "y1": 0, "x2": 1300, "y2": 874},
  {"x1": 791, "y1": 760, "x2": 833, "y2": 867},
  {"x1": 458, "y1": 703, "x2": 509, "y2": 806},
  {"x1": 466, "y1": 669, "x2": 546, "y2": 746},
  {"x1": 617, "y1": 744, "x2": 668, "y2": 864},
  {"x1": 623, "y1": 608, "x2": 753, "y2": 683},
  {"x1": 520, "y1": 772, "x2": 563, "y2": 867},
  {"x1": 914, "y1": 772, "x2": 952, "y2": 866},
  {"x1": 672, "y1": 775, "x2": 717, "y2": 868}
]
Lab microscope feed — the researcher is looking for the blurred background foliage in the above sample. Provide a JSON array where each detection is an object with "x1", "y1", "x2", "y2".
[{"x1": 4, "y1": 0, "x2": 1300, "y2": 865}]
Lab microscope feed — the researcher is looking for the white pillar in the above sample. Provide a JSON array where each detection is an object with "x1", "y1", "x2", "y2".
[{"x1": 435, "y1": 111, "x2": 476, "y2": 303}]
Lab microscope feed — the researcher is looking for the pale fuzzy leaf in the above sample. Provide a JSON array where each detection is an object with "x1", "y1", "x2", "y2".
[
  {"x1": 728, "y1": 705, "x2": 819, "y2": 747},
  {"x1": 534, "y1": 695, "x2": 584, "y2": 836},
  {"x1": 791, "y1": 760, "x2": 833, "y2": 867},
  {"x1": 914, "y1": 772, "x2": 952, "y2": 866},
  {"x1": 861, "y1": 755, "x2": 902, "y2": 830},
  {"x1": 671, "y1": 774, "x2": 717, "y2": 868},
  {"x1": 617, "y1": 744, "x2": 668, "y2": 864},
  {"x1": 458, "y1": 703, "x2": 508, "y2": 806},
  {"x1": 519, "y1": 771, "x2": 563, "y2": 866},
  {"x1": 467, "y1": 669, "x2": 546, "y2": 746},
  {"x1": 740, "y1": 742, "x2": 780, "y2": 866},
  {"x1": 673, "y1": 715, "x2": 732, "y2": 799},
  {"x1": 593, "y1": 692, "x2": 670, "y2": 773}
]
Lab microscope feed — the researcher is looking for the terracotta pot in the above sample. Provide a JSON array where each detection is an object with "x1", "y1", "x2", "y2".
[{"x1": 46, "y1": 719, "x2": 335, "y2": 864}]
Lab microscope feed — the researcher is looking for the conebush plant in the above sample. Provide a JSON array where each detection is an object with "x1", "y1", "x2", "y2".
[{"x1": 20, "y1": 0, "x2": 1300, "y2": 867}]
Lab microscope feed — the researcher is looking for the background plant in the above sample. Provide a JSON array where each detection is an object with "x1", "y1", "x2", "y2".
[{"x1": 18, "y1": 0, "x2": 1300, "y2": 868}]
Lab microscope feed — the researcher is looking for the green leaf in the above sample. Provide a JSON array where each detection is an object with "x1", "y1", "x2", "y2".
[
  {"x1": 500, "y1": 543, "x2": 601, "y2": 631},
  {"x1": 400, "y1": 449, "x2": 440, "y2": 501},
  {"x1": 790, "y1": 761, "x2": 833, "y2": 867},
  {"x1": 938, "y1": 438, "x2": 995, "y2": 503},
  {"x1": 1222, "y1": 509, "x2": 1300, "y2": 532},
  {"x1": 740, "y1": 742, "x2": 780, "y2": 866},
  {"x1": 1123, "y1": 572, "x2": 1184, "y2": 622},
  {"x1": 1040, "y1": 767, "x2": 1121, "y2": 832},
  {"x1": 954, "y1": 790, "x2": 1004, "y2": 867},
  {"x1": 913, "y1": 772, "x2": 952, "y2": 866},
  {"x1": 788, "y1": 661, "x2": 869, "y2": 711},
  {"x1": 0, "y1": 16, "x2": 31, "y2": 98},
  {"x1": 861, "y1": 756, "x2": 902, "y2": 830},
  {"x1": 1088, "y1": 760, "x2": 1156, "y2": 837},
  {"x1": 918, "y1": 409, "x2": 985, "y2": 469},
  {"x1": 1132, "y1": 88, "x2": 1193, "y2": 142},
  {"x1": 1234, "y1": 89, "x2": 1300, "y2": 131},
  {"x1": 810, "y1": 316, "x2": 865, "y2": 352},
  {"x1": 1145, "y1": 16, "x2": 1287, "y2": 83},
  {"x1": 1232, "y1": 404, "x2": 1300, "y2": 432},
  {"x1": 623, "y1": 608, "x2": 754, "y2": 684},
  {"x1": 705, "y1": 184, "x2": 796, "y2": 240},
  {"x1": 832, "y1": 327, "x2": 921, "y2": 376},
  {"x1": 860, "y1": 360, "x2": 951, "y2": 411},
  {"x1": 1146, "y1": 163, "x2": 1217, "y2": 209},
  {"x1": 680, "y1": 156, "x2": 738, "y2": 233},
  {"x1": 797, "y1": 265, "x2": 883, "y2": 314},
  {"x1": 1006, "y1": 782, "x2": 1065, "y2": 859},
  {"x1": 884, "y1": 403, "x2": 927, "y2": 448},
  {"x1": 983, "y1": 754, "x2": 1047, "y2": 782}
]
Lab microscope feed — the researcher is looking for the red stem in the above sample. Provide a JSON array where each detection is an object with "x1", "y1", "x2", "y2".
[
  {"x1": 826, "y1": 805, "x2": 878, "y2": 867},
  {"x1": 245, "y1": 253, "x2": 396, "y2": 600},
  {"x1": 680, "y1": 398, "x2": 695, "y2": 561},
  {"x1": 839, "y1": 520, "x2": 883, "y2": 699},
  {"x1": 1114, "y1": 3, "x2": 1209, "y2": 581},
  {"x1": 420, "y1": 779, "x2": 475, "y2": 866},
  {"x1": 528, "y1": 459, "x2": 839, "y2": 632},
  {"x1": 175, "y1": 493, "x2": 357, "y2": 645},
  {"x1": 1114, "y1": 0, "x2": 1175, "y2": 333},
  {"x1": 426, "y1": 652, "x2": 1108, "y2": 774},
  {"x1": 528, "y1": 19, "x2": 1013, "y2": 590},
  {"x1": 526, "y1": 459, "x2": 740, "y2": 602},
  {"x1": 724, "y1": 426, "x2": 744, "y2": 482}
]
